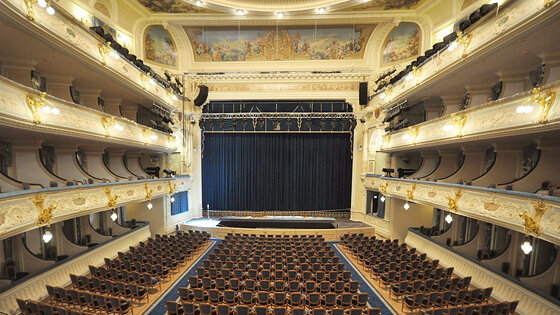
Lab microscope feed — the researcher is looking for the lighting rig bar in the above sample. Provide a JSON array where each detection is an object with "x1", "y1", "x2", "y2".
[{"x1": 201, "y1": 112, "x2": 356, "y2": 119}]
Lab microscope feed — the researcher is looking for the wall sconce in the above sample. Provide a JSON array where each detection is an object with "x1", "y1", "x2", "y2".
[
  {"x1": 24, "y1": 0, "x2": 55, "y2": 20},
  {"x1": 407, "y1": 126, "x2": 419, "y2": 145},
  {"x1": 403, "y1": 201, "x2": 410, "y2": 210},
  {"x1": 142, "y1": 128, "x2": 154, "y2": 144},
  {"x1": 104, "y1": 188, "x2": 120, "y2": 209},
  {"x1": 101, "y1": 116, "x2": 116, "y2": 136},
  {"x1": 380, "y1": 195, "x2": 385, "y2": 203},
  {"x1": 527, "y1": 87, "x2": 555, "y2": 123},
  {"x1": 168, "y1": 181, "x2": 177, "y2": 203},
  {"x1": 445, "y1": 213, "x2": 453, "y2": 224},
  {"x1": 406, "y1": 66, "x2": 423, "y2": 86},
  {"x1": 33, "y1": 194, "x2": 56, "y2": 243},
  {"x1": 519, "y1": 201, "x2": 547, "y2": 253},
  {"x1": 98, "y1": 43, "x2": 109, "y2": 65},
  {"x1": 110, "y1": 210, "x2": 118, "y2": 221},
  {"x1": 26, "y1": 92, "x2": 59, "y2": 123},
  {"x1": 449, "y1": 113, "x2": 467, "y2": 137},
  {"x1": 454, "y1": 31, "x2": 473, "y2": 58},
  {"x1": 144, "y1": 183, "x2": 154, "y2": 210}
]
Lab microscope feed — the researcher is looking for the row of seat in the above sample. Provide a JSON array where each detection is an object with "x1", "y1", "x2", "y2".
[
  {"x1": 420, "y1": 301, "x2": 519, "y2": 315},
  {"x1": 45, "y1": 286, "x2": 133, "y2": 314},
  {"x1": 167, "y1": 300, "x2": 382, "y2": 315},
  {"x1": 389, "y1": 277, "x2": 472, "y2": 300},
  {"x1": 68, "y1": 276, "x2": 149, "y2": 304},
  {"x1": 401, "y1": 288, "x2": 492, "y2": 312},
  {"x1": 16, "y1": 299, "x2": 85, "y2": 315}
]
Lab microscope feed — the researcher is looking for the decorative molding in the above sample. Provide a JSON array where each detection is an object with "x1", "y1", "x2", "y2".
[
  {"x1": 379, "y1": 81, "x2": 560, "y2": 152},
  {"x1": 405, "y1": 231, "x2": 560, "y2": 315},
  {"x1": 0, "y1": 75, "x2": 172, "y2": 151},
  {"x1": 0, "y1": 224, "x2": 151, "y2": 315},
  {"x1": 0, "y1": 0, "x2": 181, "y2": 110},
  {"x1": 364, "y1": 175, "x2": 560, "y2": 245},
  {"x1": 0, "y1": 177, "x2": 191, "y2": 240},
  {"x1": 371, "y1": 0, "x2": 559, "y2": 109}
]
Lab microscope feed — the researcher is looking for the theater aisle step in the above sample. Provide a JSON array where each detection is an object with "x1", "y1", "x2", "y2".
[
  {"x1": 135, "y1": 240, "x2": 216, "y2": 315},
  {"x1": 331, "y1": 243, "x2": 399, "y2": 315},
  {"x1": 144, "y1": 240, "x2": 220, "y2": 315}
]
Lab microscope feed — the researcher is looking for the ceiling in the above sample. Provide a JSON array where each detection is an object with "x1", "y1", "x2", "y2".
[{"x1": 136, "y1": 0, "x2": 426, "y2": 14}]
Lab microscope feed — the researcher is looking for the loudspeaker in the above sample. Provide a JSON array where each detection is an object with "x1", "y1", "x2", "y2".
[
  {"x1": 359, "y1": 82, "x2": 368, "y2": 105},
  {"x1": 194, "y1": 85, "x2": 209, "y2": 107}
]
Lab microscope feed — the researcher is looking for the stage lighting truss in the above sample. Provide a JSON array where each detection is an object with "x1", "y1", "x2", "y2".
[{"x1": 200, "y1": 112, "x2": 356, "y2": 119}]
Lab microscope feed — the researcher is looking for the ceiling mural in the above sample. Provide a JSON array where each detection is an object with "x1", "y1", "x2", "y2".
[
  {"x1": 183, "y1": 24, "x2": 376, "y2": 62},
  {"x1": 343, "y1": 0, "x2": 423, "y2": 11},
  {"x1": 382, "y1": 22, "x2": 420, "y2": 65},
  {"x1": 144, "y1": 25, "x2": 178, "y2": 67},
  {"x1": 137, "y1": 0, "x2": 219, "y2": 13}
]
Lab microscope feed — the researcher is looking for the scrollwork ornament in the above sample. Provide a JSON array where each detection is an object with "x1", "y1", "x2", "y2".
[
  {"x1": 33, "y1": 194, "x2": 57, "y2": 226},
  {"x1": 445, "y1": 189, "x2": 463, "y2": 212},
  {"x1": 380, "y1": 181, "x2": 389, "y2": 195},
  {"x1": 405, "y1": 184, "x2": 417, "y2": 201},
  {"x1": 519, "y1": 200, "x2": 548, "y2": 237},
  {"x1": 104, "y1": 188, "x2": 120, "y2": 209}
]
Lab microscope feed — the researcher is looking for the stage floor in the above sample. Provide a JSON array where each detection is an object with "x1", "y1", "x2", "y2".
[
  {"x1": 184, "y1": 216, "x2": 370, "y2": 229},
  {"x1": 218, "y1": 216, "x2": 336, "y2": 229}
]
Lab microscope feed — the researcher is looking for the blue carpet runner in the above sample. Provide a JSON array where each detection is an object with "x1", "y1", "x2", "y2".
[{"x1": 147, "y1": 240, "x2": 396, "y2": 314}]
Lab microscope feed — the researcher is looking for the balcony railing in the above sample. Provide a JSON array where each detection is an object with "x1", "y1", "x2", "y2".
[
  {"x1": 0, "y1": 176, "x2": 190, "y2": 240},
  {"x1": 380, "y1": 81, "x2": 559, "y2": 151},
  {"x1": 0, "y1": 75, "x2": 174, "y2": 151},
  {"x1": 365, "y1": 174, "x2": 560, "y2": 245}
]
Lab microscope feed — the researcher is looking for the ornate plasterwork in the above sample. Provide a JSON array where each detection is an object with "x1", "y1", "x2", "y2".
[
  {"x1": 0, "y1": 177, "x2": 191, "y2": 240},
  {"x1": 380, "y1": 82, "x2": 560, "y2": 152},
  {"x1": 208, "y1": 82, "x2": 359, "y2": 92},
  {"x1": 0, "y1": 76, "x2": 173, "y2": 151},
  {"x1": 371, "y1": 0, "x2": 553, "y2": 109},
  {"x1": 365, "y1": 176, "x2": 560, "y2": 245},
  {"x1": 0, "y1": 0, "x2": 181, "y2": 110}
]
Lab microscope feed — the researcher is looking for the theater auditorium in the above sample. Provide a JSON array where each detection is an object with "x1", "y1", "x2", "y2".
[{"x1": 0, "y1": 0, "x2": 558, "y2": 314}]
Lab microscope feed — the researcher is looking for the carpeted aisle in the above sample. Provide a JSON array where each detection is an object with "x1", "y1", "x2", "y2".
[{"x1": 330, "y1": 242, "x2": 397, "y2": 315}]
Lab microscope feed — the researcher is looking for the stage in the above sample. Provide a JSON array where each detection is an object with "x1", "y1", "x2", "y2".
[{"x1": 181, "y1": 216, "x2": 374, "y2": 241}]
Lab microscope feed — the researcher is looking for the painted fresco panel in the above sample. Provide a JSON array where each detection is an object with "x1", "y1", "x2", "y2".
[
  {"x1": 184, "y1": 25, "x2": 376, "y2": 62},
  {"x1": 382, "y1": 22, "x2": 420, "y2": 64},
  {"x1": 144, "y1": 25, "x2": 178, "y2": 67}
]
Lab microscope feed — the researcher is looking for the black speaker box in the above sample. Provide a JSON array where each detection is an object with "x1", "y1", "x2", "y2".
[
  {"x1": 194, "y1": 85, "x2": 209, "y2": 107},
  {"x1": 359, "y1": 82, "x2": 368, "y2": 105}
]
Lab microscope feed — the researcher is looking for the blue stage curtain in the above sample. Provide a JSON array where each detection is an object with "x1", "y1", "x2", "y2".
[
  {"x1": 202, "y1": 133, "x2": 352, "y2": 212},
  {"x1": 171, "y1": 191, "x2": 188, "y2": 215}
]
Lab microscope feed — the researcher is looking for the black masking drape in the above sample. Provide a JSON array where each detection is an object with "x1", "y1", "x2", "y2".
[{"x1": 202, "y1": 133, "x2": 352, "y2": 212}]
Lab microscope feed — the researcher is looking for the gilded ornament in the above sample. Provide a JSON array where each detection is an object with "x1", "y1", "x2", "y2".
[
  {"x1": 450, "y1": 113, "x2": 467, "y2": 137},
  {"x1": 104, "y1": 188, "x2": 120, "y2": 209},
  {"x1": 168, "y1": 181, "x2": 177, "y2": 195},
  {"x1": 101, "y1": 116, "x2": 115, "y2": 136},
  {"x1": 405, "y1": 184, "x2": 417, "y2": 201},
  {"x1": 24, "y1": 0, "x2": 36, "y2": 20},
  {"x1": 98, "y1": 42, "x2": 108, "y2": 65},
  {"x1": 445, "y1": 189, "x2": 463, "y2": 212},
  {"x1": 407, "y1": 126, "x2": 419, "y2": 145},
  {"x1": 382, "y1": 135, "x2": 391, "y2": 149},
  {"x1": 144, "y1": 183, "x2": 154, "y2": 201},
  {"x1": 526, "y1": 87, "x2": 556, "y2": 123},
  {"x1": 519, "y1": 200, "x2": 548, "y2": 237},
  {"x1": 142, "y1": 128, "x2": 153, "y2": 144},
  {"x1": 33, "y1": 194, "x2": 57, "y2": 226},
  {"x1": 456, "y1": 31, "x2": 473, "y2": 58},
  {"x1": 26, "y1": 93, "x2": 43, "y2": 123},
  {"x1": 380, "y1": 181, "x2": 389, "y2": 195}
]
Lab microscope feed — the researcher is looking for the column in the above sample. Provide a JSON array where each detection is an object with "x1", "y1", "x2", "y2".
[
  {"x1": 465, "y1": 84, "x2": 491, "y2": 108},
  {"x1": 103, "y1": 97, "x2": 122, "y2": 116},
  {"x1": 0, "y1": 57, "x2": 38, "y2": 87},
  {"x1": 78, "y1": 88, "x2": 102, "y2": 111},
  {"x1": 497, "y1": 71, "x2": 529, "y2": 98},
  {"x1": 440, "y1": 94, "x2": 464, "y2": 116},
  {"x1": 45, "y1": 75, "x2": 75, "y2": 102},
  {"x1": 423, "y1": 98, "x2": 443, "y2": 121}
]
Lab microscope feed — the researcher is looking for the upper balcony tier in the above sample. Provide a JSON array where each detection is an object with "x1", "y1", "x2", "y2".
[
  {"x1": 0, "y1": 75, "x2": 174, "y2": 151},
  {"x1": 0, "y1": 175, "x2": 191, "y2": 240},
  {"x1": 364, "y1": 174, "x2": 560, "y2": 246},
  {"x1": 380, "y1": 81, "x2": 560, "y2": 152},
  {"x1": 0, "y1": 0, "x2": 182, "y2": 111},
  {"x1": 370, "y1": 0, "x2": 560, "y2": 110}
]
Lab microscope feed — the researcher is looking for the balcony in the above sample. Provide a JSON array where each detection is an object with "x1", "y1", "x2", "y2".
[
  {"x1": 0, "y1": 176, "x2": 191, "y2": 240},
  {"x1": 380, "y1": 81, "x2": 559, "y2": 152},
  {"x1": 364, "y1": 174, "x2": 560, "y2": 245}
]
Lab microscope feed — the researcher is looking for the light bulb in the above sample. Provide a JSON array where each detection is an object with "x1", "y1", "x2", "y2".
[
  {"x1": 114, "y1": 124, "x2": 124, "y2": 131},
  {"x1": 448, "y1": 41, "x2": 458, "y2": 52},
  {"x1": 195, "y1": 0, "x2": 203, "y2": 5},
  {"x1": 46, "y1": 5, "x2": 55, "y2": 15},
  {"x1": 150, "y1": 134, "x2": 158, "y2": 140},
  {"x1": 51, "y1": 108, "x2": 60, "y2": 115},
  {"x1": 172, "y1": 94, "x2": 179, "y2": 101},
  {"x1": 236, "y1": 9, "x2": 245, "y2": 15},
  {"x1": 521, "y1": 240, "x2": 532, "y2": 254},
  {"x1": 406, "y1": 73, "x2": 414, "y2": 81},
  {"x1": 380, "y1": 196, "x2": 385, "y2": 202},
  {"x1": 445, "y1": 214, "x2": 453, "y2": 224},
  {"x1": 277, "y1": 12, "x2": 284, "y2": 18},
  {"x1": 109, "y1": 50, "x2": 120, "y2": 59},
  {"x1": 442, "y1": 125, "x2": 453, "y2": 131},
  {"x1": 524, "y1": 105, "x2": 534, "y2": 113},
  {"x1": 402, "y1": 134, "x2": 410, "y2": 140},
  {"x1": 379, "y1": 92, "x2": 386, "y2": 99},
  {"x1": 110, "y1": 211, "x2": 118, "y2": 221},
  {"x1": 38, "y1": 0, "x2": 47, "y2": 8},
  {"x1": 147, "y1": 202, "x2": 153, "y2": 210},
  {"x1": 42, "y1": 229, "x2": 53, "y2": 243},
  {"x1": 404, "y1": 202, "x2": 410, "y2": 210},
  {"x1": 149, "y1": 79, "x2": 156, "y2": 86},
  {"x1": 170, "y1": 196, "x2": 175, "y2": 203},
  {"x1": 43, "y1": 106, "x2": 52, "y2": 114},
  {"x1": 317, "y1": 7, "x2": 325, "y2": 14}
]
